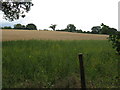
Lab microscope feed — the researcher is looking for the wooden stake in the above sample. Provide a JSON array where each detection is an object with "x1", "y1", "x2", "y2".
[{"x1": 78, "y1": 53, "x2": 86, "y2": 89}]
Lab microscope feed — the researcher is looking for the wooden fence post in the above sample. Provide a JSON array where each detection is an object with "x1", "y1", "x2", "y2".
[{"x1": 78, "y1": 53, "x2": 86, "y2": 89}]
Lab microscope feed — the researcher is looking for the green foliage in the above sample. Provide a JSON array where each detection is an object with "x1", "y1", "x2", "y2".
[
  {"x1": 109, "y1": 31, "x2": 120, "y2": 55},
  {"x1": 2, "y1": 23, "x2": 37, "y2": 30},
  {"x1": 14, "y1": 24, "x2": 26, "y2": 30},
  {"x1": 1, "y1": 26, "x2": 12, "y2": 29},
  {"x1": 26, "y1": 23, "x2": 37, "y2": 30},
  {"x1": 66, "y1": 24, "x2": 76, "y2": 32},
  {"x1": 49, "y1": 24, "x2": 57, "y2": 31},
  {"x1": 91, "y1": 24, "x2": 117, "y2": 35},
  {"x1": 100, "y1": 23, "x2": 117, "y2": 35},
  {"x1": 91, "y1": 26, "x2": 101, "y2": 34},
  {"x1": 1, "y1": 1, "x2": 33, "y2": 21},
  {"x1": 3, "y1": 40, "x2": 119, "y2": 88},
  {"x1": 76, "y1": 29, "x2": 83, "y2": 33}
]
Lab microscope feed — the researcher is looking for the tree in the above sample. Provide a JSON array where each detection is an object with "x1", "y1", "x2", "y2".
[
  {"x1": 49, "y1": 24, "x2": 57, "y2": 31},
  {"x1": 1, "y1": 0, "x2": 33, "y2": 21},
  {"x1": 26, "y1": 23, "x2": 37, "y2": 30},
  {"x1": 76, "y1": 29, "x2": 82, "y2": 33},
  {"x1": 14, "y1": 24, "x2": 26, "y2": 29},
  {"x1": 14, "y1": 24, "x2": 25, "y2": 29},
  {"x1": 109, "y1": 31, "x2": 120, "y2": 55},
  {"x1": 91, "y1": 26, "x2": 101, "y2": 34},
  {"x1": 100, "y1": 23, "x2": 117, "y2": 35},
  {"x1": 83, "y1": 31, "x2": 87, "y2": 33},
  {"x1": 66, "y1": 24, "x2": 76, "y2": 32},
  {"x1": 1, "y1": 26, "x2": 12, "y2": 29},
  {"x1": 86, "y1": 31, "x2": 91, "y2": 34},
  {"x1": 21, "y1": 25, "x2": 26, "y2": 29}
]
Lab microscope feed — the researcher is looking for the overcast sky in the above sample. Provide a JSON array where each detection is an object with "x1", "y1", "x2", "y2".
[{"x1": 0, "y1": 0, "x2": 119, "y2": 31}]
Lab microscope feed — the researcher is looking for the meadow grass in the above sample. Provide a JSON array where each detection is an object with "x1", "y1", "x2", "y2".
[{"x1": 2, "y1": 40, "x2": 119, "y2": 88}]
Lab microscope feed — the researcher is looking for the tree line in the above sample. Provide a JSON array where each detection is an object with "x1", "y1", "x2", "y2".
[
  {"x1": 50, "y1": 23, "x2": 117, "y2": 35},
  {"x1": 1, "y1": 23, "x2": 117, "y2": 35},
  {"x1": 0, "y1": 1, "x2": 117, "y2": 35},
  {"x1": 1, "y1": 23, "x2": 37, "y2": 30}
]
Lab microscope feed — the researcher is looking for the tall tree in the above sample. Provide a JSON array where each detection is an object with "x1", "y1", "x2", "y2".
[
  {"x1": 66, "y1": 24, "x2": 76, "y2": 32},
  {"x1": 91, "y1": 26, "x2": 101, "y2": 34},
  {"x1": 0, "y1": 0, "x2": 33, "y2": 21},
  {"x1": 49, "y1": 24, "x2": 57, "y2": 31}
]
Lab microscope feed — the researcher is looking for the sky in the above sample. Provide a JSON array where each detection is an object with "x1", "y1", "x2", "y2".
[{"x1": 0, "y1": 0, "x2": 119, "y2": 31}]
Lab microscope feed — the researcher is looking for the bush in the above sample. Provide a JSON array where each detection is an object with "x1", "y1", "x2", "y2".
[{"x1": 109, "y1": 31, "x2": 120, "y2": 55}]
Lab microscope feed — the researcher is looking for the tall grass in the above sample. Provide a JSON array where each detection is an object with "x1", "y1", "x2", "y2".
[{"x1": 2, "y1": 40, "x2": 119, "y2": 88}]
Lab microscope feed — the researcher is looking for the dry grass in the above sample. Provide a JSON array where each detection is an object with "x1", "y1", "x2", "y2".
[{"x1": 2, "y1": 29, "x2": 108, "y2": 41}]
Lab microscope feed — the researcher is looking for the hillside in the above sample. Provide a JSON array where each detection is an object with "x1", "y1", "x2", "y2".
[{"x1": 2, "y1": 29, "x2": 108, "y2": 41}]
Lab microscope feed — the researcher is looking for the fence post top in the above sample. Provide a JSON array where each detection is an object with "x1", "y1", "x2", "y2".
[{"x1": 78, "y1": 53, "x2": 83, "y2": 55}]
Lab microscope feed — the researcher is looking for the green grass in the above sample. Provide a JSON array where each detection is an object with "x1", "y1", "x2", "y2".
[{"x1": 2, "y1": 40, "x2": 119, "y2": 88}]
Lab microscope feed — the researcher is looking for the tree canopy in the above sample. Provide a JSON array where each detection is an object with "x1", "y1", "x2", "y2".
[
  {"x1": 100, "y1": 23, "x2": 117, "y2": 35},
  {"x1": 26, "y1": 23, "x2": 37, "y2": 30},
  {"x1": 91, "y1": 23, "x2": 117, "y2": 35},
  {"x1": 14, "y1": 24, "x2": 25, "y2": 29},
  {"x1": 1, "y1": 26, "x2": 12, "y2": 29},
  {"x1": 66, "y1": 24, "x2": 76, "y2": 32},
  {"x1": 91, "y1": 26, "x2": 101, "y2": 34},
  {"x1": 49, "y1": 24, "x2": 57, "y2": 31},
  {"x1": 1, "y1": 0, "x2": 33, "y2": 21}
]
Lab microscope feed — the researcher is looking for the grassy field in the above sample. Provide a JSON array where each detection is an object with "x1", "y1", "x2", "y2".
[
  {"x1": 2, "y1": 29, "x2": 108, "y2": 41},
  {"x1": 2, "y1": 40, "x2": 119, "y2": 88}
]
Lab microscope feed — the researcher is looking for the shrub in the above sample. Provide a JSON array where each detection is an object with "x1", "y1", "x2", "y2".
[{"x1": 109, "y1": 31, "x2": 120, "y2": 55}]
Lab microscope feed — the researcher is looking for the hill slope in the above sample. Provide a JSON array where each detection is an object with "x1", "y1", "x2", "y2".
[{"x1": 2, "y1": 29, "x2": 108, "y2": 41}]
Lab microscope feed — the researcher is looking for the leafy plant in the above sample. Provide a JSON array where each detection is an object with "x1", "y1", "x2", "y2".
[{"x1": 109, "y1": 31, "x2": 120, "y2": 55}]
